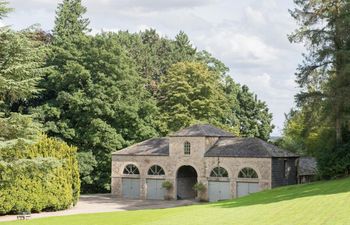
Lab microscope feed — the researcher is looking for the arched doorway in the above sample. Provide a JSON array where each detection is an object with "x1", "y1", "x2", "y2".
[{"x1": 176, "y1": 165, "x2": 198, "y2": 199}]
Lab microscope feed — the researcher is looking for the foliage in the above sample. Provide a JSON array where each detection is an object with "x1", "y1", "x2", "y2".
[
  {"x1": 161, "y1": 180, "x2": 173, "y2": 190},
  {"x1": 0, "y1": 135, "x2": 80, "y2": 214},
  {"x1": 53, "y1": 0, "x2": 90, "y2": 43},
  {"x1": 0, "y1": 113, "x2": 42, "y2": 146},
  {"x1": 224, "y1": 77, "x2": 273, "y2": 140},
  {"x1": 4, "y1": 178, "x2": 350, "y2": 225},
  {"x1": 317, "y1": 143, "x2": 350, "y2": 179},
  {"x1": 192, "y1": 182, "x2": 206, "y2": 192},
  {"x1": 282, "y1": 0, "x2": 350, "y2": 178},
  {"x1": 36, "y1": 1, "x2": 161, "y2": 192},
  {"x1": 77, "y1": 151, "x2": 97, "y2": 186},
  {"x1": 159, "y1": 61, "x2": 232, "y2": 133},
  {"x1": 0, "y1": 26, "x2": 46, "y2": 114},
  {"x1": 0, "y1": 10, "x2": 47, "y2": 147},
  {"x1": 111, "y1": 29, "x2": 196, "y2": 96},
  {"x1": 0, "y1": 0, "x2": 12, "y2": 20},
  {"x1": 278, "y1": 108, "x2": 334, "y2": 156},
  {"x1": 112, "y1": 30, "x2": 273, "y2": 139},
  {"x1": 289, "y1": 0, "x2": 350, "y2": 145},
  {"x1": 0, "y1": 2, "x2": 80, "y2": 215}
]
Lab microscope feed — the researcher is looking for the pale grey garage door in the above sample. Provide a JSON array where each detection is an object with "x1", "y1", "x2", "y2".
[
  {"x1": 236, "y1": 182, "x2": 260, "y2": 198},
  {"x1": 146, "y1": 179, "x2": 165, "y2": 200},
  {"x1": 122, "y1": 178, "x2": 140, "y2": 199},
  {"x1": 208, "y1": 181, "x2": 231, "y2": 202}
]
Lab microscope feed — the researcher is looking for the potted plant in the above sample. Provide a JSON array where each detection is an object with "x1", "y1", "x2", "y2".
[
  {"x1": 193, "y1": 182, "x2": 206, "y2": 201},
  {"x1": 162, "y1": 180, "x2": 173, "y2": 200}
]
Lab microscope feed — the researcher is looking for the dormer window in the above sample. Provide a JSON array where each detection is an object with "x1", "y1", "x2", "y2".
[{"x1": 184, "y1": 141, "x2": 191, "y2": 155}]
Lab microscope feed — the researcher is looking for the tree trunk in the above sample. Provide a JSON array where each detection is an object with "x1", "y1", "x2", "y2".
[
  {"x1": 335, "y1": 103, "x2": 342, "y2": 145},
  {"x1": 334, "y1": 6, "x2": 343, "y2": 146}
]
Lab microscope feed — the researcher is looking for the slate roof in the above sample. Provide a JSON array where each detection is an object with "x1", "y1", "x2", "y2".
[
  {"x1": 112, "y1": 137, "x2": 169, "y2": 156},
  {"x1": 112, "y1": 124, "x2": 297, "y2": 158},
  {"x1": 170, "y1": 124, "x2": 234, "y2": 137},
  {"x1": 298, "y1": 157, "x2": 317, "y2": 176},
  {"x1": 204, "y1": 137, "x2": 298, "y2": 158}
]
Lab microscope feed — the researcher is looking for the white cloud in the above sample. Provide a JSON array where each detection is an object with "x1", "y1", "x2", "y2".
[
  {"x1": 236, "y1": 73, "x2": 296, "y2": 100},
  {"x1": 86, "y1": 0, "x2": 218, "y2": 14},
  {"x1": 244, "y1": 6, "x2": 266, "y2": 25},
  {"x1": 195, "y1": 30, "x2": 280, "y2": 70}
]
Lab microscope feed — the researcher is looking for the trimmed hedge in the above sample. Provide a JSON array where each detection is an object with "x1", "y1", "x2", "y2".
[{"x1": 0, "y1": 135, "x2": 80, "y2": 215}]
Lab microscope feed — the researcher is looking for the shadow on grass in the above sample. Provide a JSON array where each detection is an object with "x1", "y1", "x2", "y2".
[{"x1": 212, "y1": 177, "x2": 350, "y2": 208}]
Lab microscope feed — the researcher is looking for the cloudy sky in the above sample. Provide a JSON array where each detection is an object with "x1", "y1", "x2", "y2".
[{"x1": 2, "y1": 0, "x2": 305, "y2": 136}]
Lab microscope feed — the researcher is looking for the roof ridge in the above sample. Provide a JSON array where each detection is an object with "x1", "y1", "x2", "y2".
[{"x1": 170, "y1": 124, "x2": 234, "y2": 137}]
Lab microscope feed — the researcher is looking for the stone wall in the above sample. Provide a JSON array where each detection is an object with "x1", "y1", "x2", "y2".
[{"x1": 111, "y1": 136, "x2": 272, "y2": 200}]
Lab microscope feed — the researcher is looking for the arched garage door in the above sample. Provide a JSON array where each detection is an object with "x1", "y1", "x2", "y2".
[
  {"x1": 236, "y1": 167, "x2": 260, "y2": 198},
  {"x1": 146, "y1": 165, "x2": 165, "y2": 200},
  {"x1": 122, "y1": 164, "x2": 140, "y2": 199},
  {"x1": 122, "y1": 178, "x2": 140, "y2": 199},
  {"x1": 236, "y1": 182, "x2": 259, "y2": 197},
  {"x1": 146, "y1": 179, "x2": 165, "y2": 200},
  {"x1": 208, "y1": 167, "x2": 231, "y2": 202},
  {"x1": 208, "y1": 181, "x2": 230, "y2": 202}
]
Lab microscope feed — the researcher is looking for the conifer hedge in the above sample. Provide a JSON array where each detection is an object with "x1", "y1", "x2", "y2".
[{"x1": 0, "y1": 135, "x2": 80, "y2": 214}]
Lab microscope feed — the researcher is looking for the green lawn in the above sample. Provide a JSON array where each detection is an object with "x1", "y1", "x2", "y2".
[{"x1": 3, "y1": 177, "x2": 350, "y2": 225}]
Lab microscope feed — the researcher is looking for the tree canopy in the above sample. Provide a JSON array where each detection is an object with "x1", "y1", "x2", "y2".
[
  {"x1": 159, "y1": 61, "x2": 232, "y2": 132},
  {"x1": 280, "y1": 0, "x2": 350, "y2": 178}
]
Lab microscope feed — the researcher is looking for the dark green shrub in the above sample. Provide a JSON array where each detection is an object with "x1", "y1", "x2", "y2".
[{"x1": 317, "y1": 143, "x2": 350, "y2": 179}]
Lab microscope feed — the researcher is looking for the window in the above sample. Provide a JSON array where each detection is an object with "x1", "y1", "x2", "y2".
[
  {"x1": 184, "y1": 141, "x2": 191, "y2": 155},
  {"x1": 238, "y1": 167, "x2": 258, "y2": 178},
  {"x1": 148, "y1": 165, "x2": 165, "y2": 176},
  {"x1": 123, "y1": 164, "x2": 140, "y2": 175},
  {"x1": 284, "y1": 159, "x2": 290, "y2": 178},
  {"x1": 210, "y1": 167, "x2": 228, "y2": 177}
]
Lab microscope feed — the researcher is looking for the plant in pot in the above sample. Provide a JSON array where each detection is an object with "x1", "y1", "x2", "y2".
[
  {"x1": 162, "y1": 180, "x2": 173, "y2": 200},
  {"x1": 193, "y1": 182, "x2": 207, "y2": 202}
]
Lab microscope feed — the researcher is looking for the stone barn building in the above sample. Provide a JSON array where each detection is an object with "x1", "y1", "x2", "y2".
[{"x1": 111, "y1": 124, "x2": 298, "y2": 202}]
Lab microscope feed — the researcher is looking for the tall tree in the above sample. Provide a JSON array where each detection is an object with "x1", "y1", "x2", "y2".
[
  {"x1": 37, "y1": 1, "x2": 161, "y2": 192},
  {"x1": 173, "y1": 31, "x2": 196, "y2": 62},
  {"x1": 0, "y1": 28, "x2": 46, "y2": 115},
  {"x1": 53, "y1": 0, "x2": 90, "y2": 41},
  {"x1": 224, "y1": 77, "x2": 273, "y2": 140},
  {"x1": 278, "y1": 107, "x2": 333, "y2": 156},
  {"x1": 159, "y1": 61, "x2": 234, "y2": 133},
  {"x1": 0, "y1": 2, "x2": 46, "y2": 146},
  {"x1": 283, "y1": 0, "x2": 350, "y2": 177},
  {"x1": 289, "y1": 0, "x2": 350, "y2": 145},
  {"x1": 113, "y1": 30, "x2": 198, "y2": 97}
]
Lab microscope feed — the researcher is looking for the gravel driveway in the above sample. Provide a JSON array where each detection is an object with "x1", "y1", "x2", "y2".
[{"x1": 0, "y1": 194, "x2": 197, "y2": 222}]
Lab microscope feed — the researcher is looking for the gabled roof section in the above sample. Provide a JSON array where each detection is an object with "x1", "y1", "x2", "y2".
[
  {"x1": 170, "y1": 124, "x2": 234, "y2": 137},
  {"x1": 205, "y1": 137, "x2": 298, "y2": 158},
  {"x1": 112, "y1": 137, "x2": 169, "y2": 156}
]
